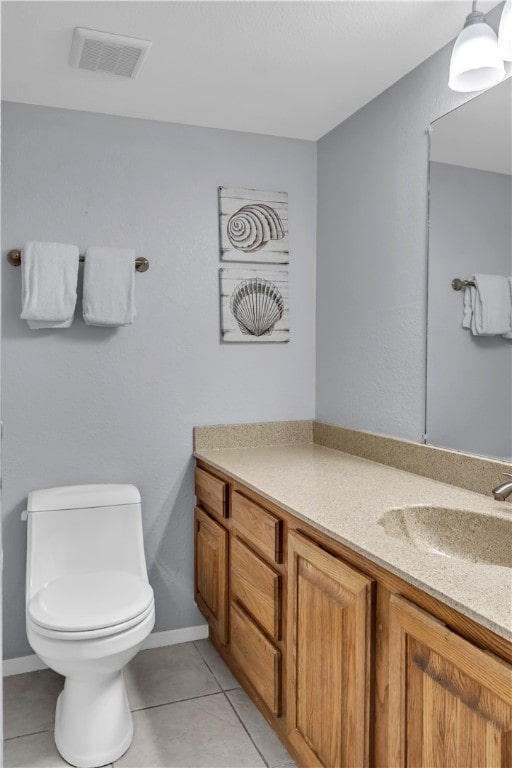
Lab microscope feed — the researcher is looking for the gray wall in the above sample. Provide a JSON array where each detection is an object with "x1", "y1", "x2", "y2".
[
  {"x1": 1, "y1": 102, "x2": 317, "y2": 659},
  {"x1": 315, "y1": 7, "x2": 507, "y2": 443},
  {"x1": 427, "y1": 162, "x2": 512, "y2": 460}
]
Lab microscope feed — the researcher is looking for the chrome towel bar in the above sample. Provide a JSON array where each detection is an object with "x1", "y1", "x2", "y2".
[{"x1": 7, "y1": 249, "x2": 149, "y2": 273}]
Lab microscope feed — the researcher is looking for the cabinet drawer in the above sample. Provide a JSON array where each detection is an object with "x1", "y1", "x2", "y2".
[
  {"x1": 195, "y1": 467, "x2": 228, "y2": 519},
  {"x1": 232, "y1": 491, "x2": 282, "y2": 563},
  {"x1": 231, "y1": 537, "x2": 281, "y2": 641},
  {"x1": 230, "y1": 601, "x2": 281, "y2": 716}
]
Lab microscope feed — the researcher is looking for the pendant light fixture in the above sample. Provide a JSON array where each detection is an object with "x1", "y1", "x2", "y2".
[
  {"x1": 498, "y1": 0, "x2": 512, "y2": 61},
  {"x1": 448, "y1": 1, "x2": 505, "y2": 92}
]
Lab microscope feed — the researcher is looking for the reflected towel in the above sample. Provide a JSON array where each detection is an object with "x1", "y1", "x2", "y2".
[
  {"x1": 502, "y1": 277, "x2": 512, "y2": 339},
  {"x1": 82, "y1": 246, "x2": 136, "y2": 326},
  {"x1": 20, "y1": 241, "x2": 79, "y2": 329},
  {"x1": 462, "y1": 274, "x2": 512, "y2": 336}
]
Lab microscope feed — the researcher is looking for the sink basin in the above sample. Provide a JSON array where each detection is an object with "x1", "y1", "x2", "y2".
[{"x1": 378, "y1": 506, "x2": 512, "y2": 568}]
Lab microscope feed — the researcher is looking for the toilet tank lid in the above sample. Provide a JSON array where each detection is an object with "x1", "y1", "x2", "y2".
[{"x1": 27, "y1": 484, "x2": 141, "y2": 512}]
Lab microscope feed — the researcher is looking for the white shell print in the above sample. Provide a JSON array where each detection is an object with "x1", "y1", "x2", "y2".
[
  {"x1": 227, "y1": 203, "x2": 285, "y2": 252},
  {"x1": 230, "y1": 278, "x2": 284, "y2": 337}
]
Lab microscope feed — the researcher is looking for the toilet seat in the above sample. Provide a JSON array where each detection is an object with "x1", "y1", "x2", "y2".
[
  {"x1": 28, "y1": 570, "x2": 154, "y2": 635},
  {"x1": 27, "y1": 600, "x2": 155, "y2": 641}
]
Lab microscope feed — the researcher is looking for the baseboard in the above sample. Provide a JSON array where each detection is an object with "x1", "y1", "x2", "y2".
[
  {"x1": 2, "y1": 624, "x2": 209, "y2": 677},
  {"x1": 141, "y1": 624, "x2": 209, "y2": 650},
  {"x1": 3, "y1": 654, "x2": 48, "y2": 676}
]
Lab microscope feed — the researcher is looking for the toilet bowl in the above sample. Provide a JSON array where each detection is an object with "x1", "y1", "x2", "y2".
[{"x1": 24, "y1": 484, "x2": 155, "y2": 768}]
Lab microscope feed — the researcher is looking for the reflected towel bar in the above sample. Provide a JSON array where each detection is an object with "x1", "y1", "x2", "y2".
[
  {"x1": 6, "y1": 249, "x2": 150, "y2": 273},
  {"x1": 452, "y1": 278, "x2": 476, "y2": 291}
]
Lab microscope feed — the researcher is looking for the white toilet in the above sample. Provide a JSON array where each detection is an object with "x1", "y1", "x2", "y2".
[{"x1": 24, "y1": 484, "x2": 155, "y2": 768}]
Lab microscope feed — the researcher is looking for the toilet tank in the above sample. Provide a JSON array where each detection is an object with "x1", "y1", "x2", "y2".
[{"x1": 26, "y1": 484, "x2": 148, "y2": 601}]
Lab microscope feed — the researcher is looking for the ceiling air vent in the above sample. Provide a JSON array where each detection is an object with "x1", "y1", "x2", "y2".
[{"x1": 70, "y1": 28, "x2": 152, "y2": 79}]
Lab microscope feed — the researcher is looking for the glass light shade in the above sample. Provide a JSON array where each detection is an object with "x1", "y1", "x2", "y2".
[
  {"x1": 448, "y1": 15, "x2": 505, "y2": 92},
  {"x1": 498, "y1": 0, "x2": 512, "y2": 61}
]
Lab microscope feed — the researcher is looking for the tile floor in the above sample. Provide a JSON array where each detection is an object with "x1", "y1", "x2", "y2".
[{"x1": 3, "y1": 639, "x2": 296, "y2": 768}]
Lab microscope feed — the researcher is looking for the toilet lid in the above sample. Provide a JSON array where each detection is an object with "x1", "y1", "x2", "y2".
[{"x1": 28, "y1": 570, "x2": 154, "y2": 632}]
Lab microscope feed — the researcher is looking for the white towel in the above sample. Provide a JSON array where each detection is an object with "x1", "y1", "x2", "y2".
[
  {"x1": 20, "y1": 241, "x2": 79, "y2": 329},
  {"x1": 462, "y1": 285, "x2": 474, "y2": 329},
  {"x1": 462, "y1": 274, "x2": 512, "y2": 336},
  {"x1": 502, "y1": 277, "x2": 512, "y2": 339},
  {"x1": 82, "y1": 247, "x2": 136, "y2": 326}
]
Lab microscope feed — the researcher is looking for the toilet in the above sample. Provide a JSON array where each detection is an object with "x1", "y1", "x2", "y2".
[{"x1": 24, "y1": 484, "x2": 155, "y2": 768}]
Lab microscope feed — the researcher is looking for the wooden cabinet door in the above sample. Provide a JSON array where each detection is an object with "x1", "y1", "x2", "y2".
[
  {"x1": 194, "y1": 506, "x2": 228, "y2": 644},
  {"x1": 287, "y1": 531, "x2": 373, "y2": 768},
  {"x1": 388, "y1": 595, "x2": 512, "y2": 768}
]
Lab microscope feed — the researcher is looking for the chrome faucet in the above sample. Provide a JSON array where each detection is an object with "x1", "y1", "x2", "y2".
[{"x1": 492, "y1": 473, "x2": 512, "y2": 501}]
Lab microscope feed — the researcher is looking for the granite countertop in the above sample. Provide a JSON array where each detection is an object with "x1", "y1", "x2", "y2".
[{"x1": 195, "y1": 443, "x2": 512, "y2": 641}]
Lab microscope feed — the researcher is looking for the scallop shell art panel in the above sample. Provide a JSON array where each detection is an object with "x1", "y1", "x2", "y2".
[
  {"x1": 219, "y1": 187, "x2": 289, "y2": 263},
  {"x1": 230, "y1": 278, "x2": 284, "y2": 336},
  {"x1": 220, "y1": 268, "x2": 289, "y2": 343}
]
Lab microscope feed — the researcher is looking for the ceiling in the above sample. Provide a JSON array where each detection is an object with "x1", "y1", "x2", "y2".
[
  {"x1": 430, "y1": 78, "x2": 511, "y2": 175},
  {"x1": 1, "y1": 1, "x2": 500, "y2": 140}
]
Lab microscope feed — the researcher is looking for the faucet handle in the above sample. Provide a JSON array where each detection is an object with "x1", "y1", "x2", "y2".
[{"x1": 502, "y1": 472, "x2": 512, "y2": 478}]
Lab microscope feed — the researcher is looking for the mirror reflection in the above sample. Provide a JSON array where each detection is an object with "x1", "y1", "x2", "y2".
[{"x1": 426, "y1": 78, "x2": 512, "y2": 461}]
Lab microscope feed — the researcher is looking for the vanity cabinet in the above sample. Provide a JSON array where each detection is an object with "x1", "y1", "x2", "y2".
[
  {"x1": 286, "y1": 531, "x2": 373, "y2": 767},
  {"x1": 388, "y1": 595, "x2": 512, "y2": 768},
  {"x1": 194, "y1": 461, "x2": 512, "y2": 768}
]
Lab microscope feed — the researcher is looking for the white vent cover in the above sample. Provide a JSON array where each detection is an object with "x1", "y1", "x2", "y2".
[{"x1": 70, "y1": 28, "x2": 151, "y2": 79}]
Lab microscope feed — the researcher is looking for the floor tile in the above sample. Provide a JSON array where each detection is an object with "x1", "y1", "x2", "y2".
[
  {"x1": 3, "y1": 730, "x2": 109, "y2": 768},
  {"x1": 227, "y1": 688, "x2": 296, "y2": 768},
  {"x1": 114, "y1": 692, "x2": 266, "y2": 767},
  {"x1": 3, "y1": 669, "x2": 63, "y2": 739},
  {"x1": 124, "y1": 642, "x2": 221, "y2": 711},
  {"x1": 193, "y1": 638, "x2": 241, "y2": 691}
]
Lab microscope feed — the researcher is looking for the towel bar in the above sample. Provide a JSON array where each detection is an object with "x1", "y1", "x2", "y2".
[
  {"x1": 6, "y1": 249, "x2": 149, "y2": 273},
  {"x1": 452, "y1": 278, "x2": 476, "y2": 291}
]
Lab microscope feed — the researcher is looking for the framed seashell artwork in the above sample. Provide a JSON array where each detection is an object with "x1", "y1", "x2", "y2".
[
  {"x1": 220, "y1": 268, "x2": 289, "y2": 343},
  {"x1": 218, "y1": 187, "x2": 289, "y2": 263}
]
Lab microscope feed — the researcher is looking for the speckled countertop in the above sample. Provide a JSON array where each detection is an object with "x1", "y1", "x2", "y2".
[{"x1": 195, "y1": 443, "x2": 512, "y2": 641}]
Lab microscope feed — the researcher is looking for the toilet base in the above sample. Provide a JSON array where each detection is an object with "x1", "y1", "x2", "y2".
[{"x1": 54, "y1": 670, "x2": 133, "y2": 768}]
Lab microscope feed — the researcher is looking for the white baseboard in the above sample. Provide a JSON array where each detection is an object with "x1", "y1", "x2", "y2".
[
  {"x1": 2, "y1": 624, "x2": 209, "y2": 677},
  {"x1": 141, "y1": 624, "x2": 208, "y2": 650},
  {"x1": 3, "y1": 654, "x2": 48, "y2": 676}
]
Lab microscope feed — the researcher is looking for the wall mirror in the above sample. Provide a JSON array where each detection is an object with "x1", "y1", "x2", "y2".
[{"x1": 426, "y1": 77, "x2": 511, "y2": 461}]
